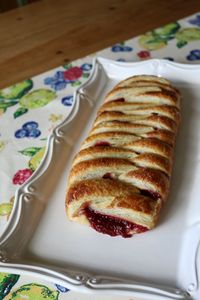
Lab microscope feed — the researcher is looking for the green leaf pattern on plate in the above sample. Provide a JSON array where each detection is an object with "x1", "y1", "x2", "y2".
[
  {"x1": 13, "y1": 107, "x2": 28, "y2": 119},
  {"x1": 4, "y1": 284, "x2": 59, "y2": 300},
  {"x1": 19, "y1": 147, "x2": 42, "y2": 157},
  {"x1": 19, "y1": 89, "x2": 56, "y2": 109},
  {"x1": 0, "y1": 273, "x2": 20, "y2": 299},
  {"x1": 139, "y1": 22, "x2": 200, "y2": 51},
  {"x1": 0, "y1": 80, "x2": 33, "y2": 100}
]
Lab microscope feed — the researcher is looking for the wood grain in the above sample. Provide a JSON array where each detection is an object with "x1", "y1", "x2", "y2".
[{"x1": 0, "y1": 0, "x2": 200, "y2": 88}]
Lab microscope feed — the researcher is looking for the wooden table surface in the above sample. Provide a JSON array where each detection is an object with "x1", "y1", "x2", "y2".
[{"x1": 0, "y1": 0, "x2": 200, "y2": 88}]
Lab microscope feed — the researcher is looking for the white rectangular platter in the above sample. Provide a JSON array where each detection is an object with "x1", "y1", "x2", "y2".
[{"x1": 0, "y1": 58, "x2": 200, "y2": 300}]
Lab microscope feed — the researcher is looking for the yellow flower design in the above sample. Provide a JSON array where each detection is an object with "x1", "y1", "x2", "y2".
[
  {"x1": 49, "y1": 114, "x2": 63, "y2": 123},
  {"x1": 0, "y1": 196, "x2": 14, "y2": 220},
  {"x1": 0, "y1": 140, "x2": 6, "y2": 152}
]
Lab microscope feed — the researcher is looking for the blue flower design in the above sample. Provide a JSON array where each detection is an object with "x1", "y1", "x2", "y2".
[
  {"x1": 186, "y1": 49, "x2": 200, "y2": 61},
  {"x1": 81, "y1": 63, "x2": 92, "y2": 71},
  {"x1": 111, "y1": 43, "x2": 133, "y2": 52},
  {"x1": 15, "y1": 129, "x2": 28, "y2": 138},
  {"x1": 188, "y1": 15, "x2": 200, "y2": 27},
  {"x1": 15, "y1": 121, "x2": 41, "y2": 138},
  {"x1": 44, "y1": 71, "x2": 68, "y2": 91},
  {"x1": 44, "y1": 64, "x2": 92, "y2": 91},
  {"x1": 22, "y1": 121, "x2": 38, "y2": 131},
  {"x1": 123, "y1": 46, "x2": 133, "y2": 51},
  {"x1": 54, "y1": 71, "x2": 65, "y2": 80},
  {"x1": 55, "y1": 284, "x2": 70, "y2": 293},
  {"x1": 53, "y1": 81, "x2": 67, "y2": 91},
  {"x1": 43, "y1": 77, "x2": 54, "y2": 85},
  {"x1": 61, "y1": 95, "x2": 73, "y2": 106}
]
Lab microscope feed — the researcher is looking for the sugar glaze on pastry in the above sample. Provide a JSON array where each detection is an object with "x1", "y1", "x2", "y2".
[{"x1": 66, "y1": 75, "x2": 180, "y2": 238}]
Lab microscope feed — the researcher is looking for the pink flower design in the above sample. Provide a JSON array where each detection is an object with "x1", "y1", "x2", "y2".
[
  {"x1": 12, "y1": 168, "x2": 33, "y2": 185},
  {"x1": 137, "y1": 50, "x2": 151, "y2": 59},
  {"x1": 63, "y1": 67, "x2": 83, "y2": 80}
]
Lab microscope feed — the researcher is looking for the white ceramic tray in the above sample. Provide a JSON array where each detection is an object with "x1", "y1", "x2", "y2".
[{"x1": 0, "y1": 58, "x2": 200, "y2": 300}]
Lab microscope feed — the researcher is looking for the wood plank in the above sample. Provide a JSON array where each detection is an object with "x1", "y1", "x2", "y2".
[{"x1": 0, "y1": 0, "x2": 200, "y2": 87}]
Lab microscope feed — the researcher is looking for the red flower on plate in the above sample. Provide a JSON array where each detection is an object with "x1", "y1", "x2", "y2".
[
  {"x1": 12, "y1": 168, "x2": 33, "y2": 185},
  {"x1": 137, "y1": 50, "x2": 151, "y2": 59},
  {"x1": 63, "y1": 66, "x2": 83, "y2": 80}
]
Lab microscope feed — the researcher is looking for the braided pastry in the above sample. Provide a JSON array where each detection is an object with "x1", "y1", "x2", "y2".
[{"x1": 66, "y1": 75, "x2": 180, "y2": 238}]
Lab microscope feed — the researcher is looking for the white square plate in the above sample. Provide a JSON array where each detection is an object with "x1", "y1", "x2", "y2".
[{"x1": 0, "y1": 58, "x2": 200, "y2": 300}]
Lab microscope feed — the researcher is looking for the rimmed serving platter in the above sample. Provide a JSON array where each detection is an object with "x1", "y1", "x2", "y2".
[{"x1": 0, "y1": 58, "x2": 200, "y2": 300}]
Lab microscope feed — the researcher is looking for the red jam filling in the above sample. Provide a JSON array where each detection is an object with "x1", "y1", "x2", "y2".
[
  {"x1": 140, "y1": 189, "x2": 161, "y2": 200},
  {"x1": 95, "y1": 141, "x2": 111, "y2": 147},
  {"x1": 84, "y1": 206, "x2": 148, "y2": 238},
  {"x1": 102, "y1": 172, "x2": 115, "y2": 179},
  {"x1": 112, "y1": 98, "x2": 125, "y2": 102}
]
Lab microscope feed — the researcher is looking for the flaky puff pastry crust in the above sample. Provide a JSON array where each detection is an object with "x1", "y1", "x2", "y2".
[{"x1": 66, "y1": 75, "x2": 180, "y2": 237}]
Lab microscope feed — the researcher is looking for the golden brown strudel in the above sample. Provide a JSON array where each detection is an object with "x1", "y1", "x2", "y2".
[{"x1": 65, "y1": 75, "x2": 180, "y2": 238}]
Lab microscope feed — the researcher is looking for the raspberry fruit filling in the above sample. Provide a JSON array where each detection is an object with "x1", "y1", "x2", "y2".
[
  {"x1": 84, "y1": 206, "x2": 148, "y2": 238},
  {"x1": 95, "y1": 141, "x2": 111, "y2": 146},
  {"x1": 112, "y1": 98, "x2": 125, "y2": 102},
  {"x1": 140, "y1": 189, "x2": 161, "y2": 200},
  {"x1": 102, "y1": 172, "x2": 115, "y2": 179}
]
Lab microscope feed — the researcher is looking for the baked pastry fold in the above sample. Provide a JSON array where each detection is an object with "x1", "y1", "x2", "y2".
[{"x1": 66, "y1": 75, "x2": 180, "y2": 237}]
